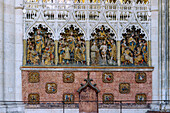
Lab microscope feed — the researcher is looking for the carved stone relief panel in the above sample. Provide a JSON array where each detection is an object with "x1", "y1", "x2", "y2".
[
  {"x1": 28, "y1": 93, "x2": 40, "y2": 104},
  {"x1": 102, "y1": 72, "x2": 113, "y2": 83},
  {"x1": 90, "y1": 25, "x2": 117, "y2": 66},
  {"x1": 26, "y1": 24, "x2": 55, "y2": 66},
  {"x1": 119, "y1": 83, "x2": 130, "y2": 94},
  {"x1": 59, "y1": 25, "x2": 86, "y2": 66},
  {"x1": 135, "y1": 93, "x2": 147, "y2": 104},
  {"x1": 135, "y1": 72, "x2": 146, "y2": 83},
  {"x1": 28, "y1": 72, "x2": 40, "y2": 83},
  {"x1": 121, "y1": 25, "x2": 147, "y2": 66},
  {"x1": 103, "y1": 93, "x2": 114, "y2": 104},
  {"x1": 63, "y1": 72, "x2": 74, "y2": 83},
  {"x1": 45, "y1": 83, "x2": 57, "y2": 94},
  {"x1": 63, "y1": 93, "x2": 74, "y2": 103}
]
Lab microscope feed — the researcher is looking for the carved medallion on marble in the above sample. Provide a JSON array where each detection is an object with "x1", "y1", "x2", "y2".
[
  {"x1": 63, "y1": 72, "x2": 74, "y2": 83},
  {"x1": 63, "y1": 93, "x2": 74, "y2": 103},
  {"x1": 103, "y1": 93, "x2": 114, "y2": 104},
  {"x1": 45, "y1": 83, "x2": 57, "y2": 94},
  {"x1": 28, "y1": 93, "x2": 40, "y2": 104},
  {"x1": 102, "y1": 72, "x2": 113, "y2": 83},
  {"x1": 135, "y1": 93, "x2": 147, "y2": 104},
  {"x1": 135, "y1": 72, "x2": 146, "y2": 83},
  {"x1": 119, "y1": 83, "x2": 130, "y2": 94},
  {"x1": 28, "y1": 72, "x2": 40, "y2": 83}
]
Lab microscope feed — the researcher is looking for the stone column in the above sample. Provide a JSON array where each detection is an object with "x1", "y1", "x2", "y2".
[
  {"x1": 161, "y1": 0, "x2": 168, "y2": 103},
  {"x1": 168, "y1": 0, "x2": 170, "y2": 101},
  {"x1": 117, "y1": 40, "x2": 121, "y2": 66},
  {"x1": 0, "y1": 0, "x2": 4, "y2": 102},
  {"x1": 150, "y1": 0, "x2": 159, "y2": 111},
  {"x1": 0, "y1": 0, "x2": 6, "y2": 112},
  {"x1": 55, "y1": 40, "x2": 58, "y2": 65},
  {"x1": 86, "y1": 40, "x2": 90, "y2": 66}
]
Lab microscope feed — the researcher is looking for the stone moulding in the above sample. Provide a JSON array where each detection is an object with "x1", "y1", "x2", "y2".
[{"x1": 21, "y1": 66, "x2": 154, "y2": 72}]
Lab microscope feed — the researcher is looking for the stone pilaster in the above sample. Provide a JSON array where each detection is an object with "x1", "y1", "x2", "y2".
[
  {"x1": 55, "y1": 40, "x2": 58, "y2": 65},
  {"x1": 86, "y1": 40, "x2": 90, "y2": 66},
  {"x1": 168, "y1": 0, "x2": 170, "y2": 101},
  {"x1": 117, "y1": 40, "x2": 121, "y2": 66},
  {"x1": 160, "y1": 0, "x2": 169, "y2": 103},
  {"x1": 0, "y1": 0, "x2": 4, "y2": 102},
  {"x1": 150, "y1": 0, "x2": 159, "y2": 110},
  {"x1": 4, "y1": 0, "x2": 15, "y2": 102}
]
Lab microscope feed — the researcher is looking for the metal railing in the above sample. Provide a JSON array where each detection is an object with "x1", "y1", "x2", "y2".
[{"x1": 0, "y1": 100, "x2": 170, "y2": 113}]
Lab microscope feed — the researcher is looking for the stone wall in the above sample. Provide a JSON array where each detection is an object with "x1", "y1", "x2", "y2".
[{"x1": 22, "y1": 70, "x2": 152, "y2": 104}]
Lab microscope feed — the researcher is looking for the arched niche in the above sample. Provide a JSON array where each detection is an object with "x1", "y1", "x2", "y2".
[
  {"x1": 90, "y1": 25, "x2": 117, "y2": 66},
  {"x1": 121, "y1": 25, "x2": 148, "y2": 66},
  {"x1": 58, "y1": 25, "x2": 86, "y2": 66},
  {"x1": 26, "y1": 24, "x2": 55, "y2": 65}
]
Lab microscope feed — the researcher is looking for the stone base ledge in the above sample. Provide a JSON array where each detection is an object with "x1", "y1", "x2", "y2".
[{"x1": 21, "y1": 66, "x2": 154, "y2": 72}]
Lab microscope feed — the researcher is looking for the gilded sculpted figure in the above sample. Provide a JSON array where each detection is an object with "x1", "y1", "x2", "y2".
[
  {"x1": 100, "y1": 41, "x2": 107, "y2": 65},
  {"x1": 74, "y1": 45, "x2": 82, "y2": 64},
  {"x1": 59, "y1": 25, "x2": 86, "y2": 65},
  {"x1": 81, "y1": 44, "x2": 86, "y2": 64},
  {"x1": 63, "y1": 44, "x2": 71, "y2": 64},
  {"x1": 26, "y1": 25, "x2": 55, "y2": 65},
  {"x1": 108, "y1": 40, "x2": 116, "y2": 65},
  {"x1": 121, "y1": 26, "x2": 148, "y2": 66},
  {"x1": 91, "y1": 42, "x2": 99, "y2": 66}
]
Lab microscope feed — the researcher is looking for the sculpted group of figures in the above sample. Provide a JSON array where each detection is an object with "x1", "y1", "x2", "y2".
[
  {"x1": 90, "y1": 26, "x2": 117, "y2": 66},
  {"x1": 26, "y1": 25, "x2": 148, "y2": 66},
  {"x1": 91, "y1": 39, "x2": 117, "y2": 66},
  {"x1": 26, "y1": 27, "x2": 55, "y2": 65},
  {"x1": 58, "y1": 32, "x2": 86, "y2": 65},
  {"x1": 121, "y1": 34, "x2": 147, "y2": 66}
]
